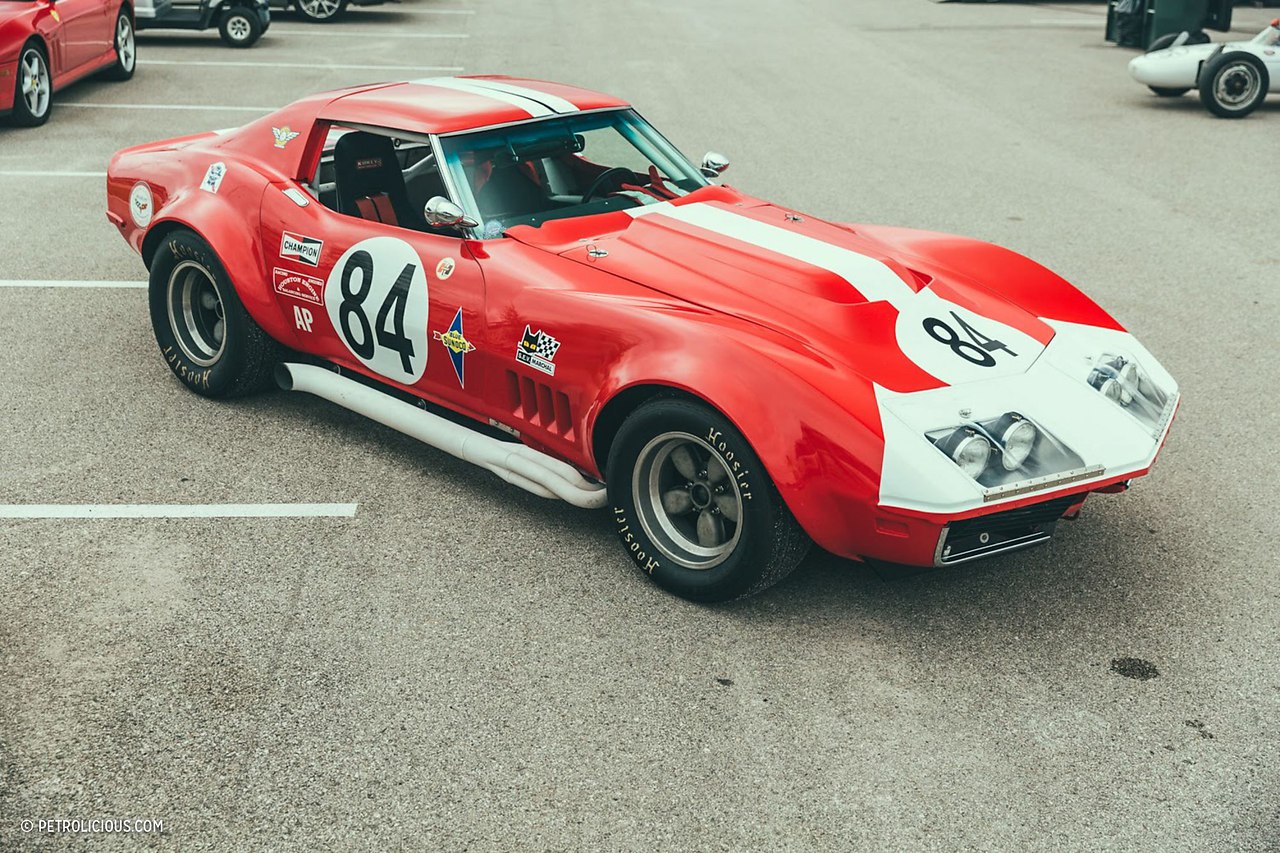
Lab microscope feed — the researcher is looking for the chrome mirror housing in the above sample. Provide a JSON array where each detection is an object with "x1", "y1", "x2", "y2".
[
  {"x1": 700, "y1": 151, "x2": 730, "y2": 178},
  {"x1": 424, "y1": 196, "x2": 479, "y2": 229}
]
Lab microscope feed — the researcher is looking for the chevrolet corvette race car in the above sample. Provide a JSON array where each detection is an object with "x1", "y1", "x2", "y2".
[
  {"x1": 106, "y1": 77, "x2": 1179, "y2": 601},
  {"x1": 1129, "y1": 19, "x2": 1280, "y2": 117}
]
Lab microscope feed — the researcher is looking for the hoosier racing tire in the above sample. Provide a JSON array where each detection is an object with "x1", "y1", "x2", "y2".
[
  {"x1": 606, "y1": 398, "x2": 810, "y2": 602},
  {"x1": 149, "y1": 229, "x2": 279, "y2": 398}
]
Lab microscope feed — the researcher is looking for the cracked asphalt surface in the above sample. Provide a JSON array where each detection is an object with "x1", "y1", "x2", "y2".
[{"x1": 1, "y1": 0, "x2": 1277, "y2": 849}]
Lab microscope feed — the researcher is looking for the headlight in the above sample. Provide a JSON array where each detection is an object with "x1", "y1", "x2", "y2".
[
  {"x1": 994, "y1": 414, "x2": 1037, "y2": 471},
  {"x1": 927, "y1": 412, "x2": 1088, "y2": 495},
  {"x1": 1087, "y1": 353, "x2": 1173, "y2": 436},
  {"x1": 936, "y1": 428, "x2": 992, "y2": 478}
]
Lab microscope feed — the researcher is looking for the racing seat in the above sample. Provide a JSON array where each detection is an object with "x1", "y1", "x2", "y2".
[
  {"x1": 333, "y1": 132, "x2": 423, "y2": 230},
  {"x1": 474, "y1": 160, "x2": 547, "y2": 220}
]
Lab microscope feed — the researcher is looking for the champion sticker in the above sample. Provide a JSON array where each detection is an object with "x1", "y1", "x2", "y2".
[
  {"x1": 129, "y1": 182, "x2": 153, "y2": 228},
  {"x1": 273, "y1": 267, "x2": 324, "y2": 306},
  {"x1": 515, "y1": 326, "x2": 560, "y2": 377},
  {"x1": 280, "y1": 231, "x2": 323, "y2": 267},
  {"x1": 200, "y1": 162, "x2": 227, "y2": 194},
  {"x1": 435, "y1": 258, "x2": 456, "y2": 280}
]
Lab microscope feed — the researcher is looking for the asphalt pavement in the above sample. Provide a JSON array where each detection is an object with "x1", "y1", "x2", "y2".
[{"x1": 1, "y1": 0, "x2": 1277, "y2": 850}]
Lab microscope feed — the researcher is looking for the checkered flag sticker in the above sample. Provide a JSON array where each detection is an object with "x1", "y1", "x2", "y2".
[{"x1": 535, "y1": 332, "x2": 561, "y2": 360}]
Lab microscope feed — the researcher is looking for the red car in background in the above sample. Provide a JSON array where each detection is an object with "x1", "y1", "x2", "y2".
[
  {"x1": 105, "y1": 77, "x2": 1180, "y2": 602},
  {"x1": 0, "y1": 0, "x2": 134, "y2": 126}
]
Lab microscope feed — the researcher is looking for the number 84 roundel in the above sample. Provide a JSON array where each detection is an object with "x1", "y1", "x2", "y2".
[{"x1": 325, "y1": 236, "x2": 430, "y2": 385}]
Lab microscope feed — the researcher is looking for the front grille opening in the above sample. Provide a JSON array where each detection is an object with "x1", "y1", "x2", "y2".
[{"x1": 939, "y1": 495, "x2": 1076, "y2": 565}]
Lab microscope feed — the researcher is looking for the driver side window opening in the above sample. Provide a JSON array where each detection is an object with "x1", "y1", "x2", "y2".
[{"x1": 309, "y1": 123, "x2": 454, "y2": 234}]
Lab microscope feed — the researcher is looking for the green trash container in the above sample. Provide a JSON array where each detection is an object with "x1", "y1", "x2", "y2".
[{"x1": 1107, "y1": 0, "x2": 1234, "y2": 49}]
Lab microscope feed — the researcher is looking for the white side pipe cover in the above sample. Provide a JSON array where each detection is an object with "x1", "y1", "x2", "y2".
[{"x1": 277, "y1": 363, "x2": 608, "y2": 510}]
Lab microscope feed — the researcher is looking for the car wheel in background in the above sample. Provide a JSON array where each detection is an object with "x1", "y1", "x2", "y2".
[
  {"x1": 1149, "y1": 86, "x2": 1190, "y2": 97},
  {"x1": 606, "y1": 398, "x2": 810, "y2": 602},
  {"x1": 10, "y1": 42, "x2": 51, "y2": 127},
  {"x1": 1146, "y1": 30, "x2": 1209, "y2": 53},
  {"x1": 149, "y1": 229, "x2": 280, "y2": 398},
  {"x1": 103, "y1": 9, "x2": 136, "y2": 81},
  {"x1": 294, "y1": 0, "x2": 347, "y2": 23},
  {"x1": 1198, "y1": 51, "x2": 1269, "y2": 118},
  {"x1": 219, "y1": 7, "x2": 263, "y2": 47}
]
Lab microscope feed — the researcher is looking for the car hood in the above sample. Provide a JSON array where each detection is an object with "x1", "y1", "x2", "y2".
[{"x1": 506, "y1": 187, "x2": 1058, "y2": 394}]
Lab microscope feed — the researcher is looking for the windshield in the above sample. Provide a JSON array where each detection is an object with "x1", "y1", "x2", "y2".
[
  {"x1": 438, "y1": 109, "x2": 708, "y2": 237},
  {"x1": 1256, "y1": 25, "x2": 1280, "y2": 47}
]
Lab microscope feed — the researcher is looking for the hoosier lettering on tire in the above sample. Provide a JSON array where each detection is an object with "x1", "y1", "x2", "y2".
[
  {"x1": 148, "y1": 229, "x2": 279, "y2": 398},
  {"x1": 606, "y1": 398, "x2": 810, "y2": 602}
]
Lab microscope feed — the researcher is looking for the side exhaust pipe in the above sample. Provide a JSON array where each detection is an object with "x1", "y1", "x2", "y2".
[{"x1": 276, "y1": 363, "x2": 608, "y2": 510}]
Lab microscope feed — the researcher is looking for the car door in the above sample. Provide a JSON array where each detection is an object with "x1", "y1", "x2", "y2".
[
  {"x1": 260, "y1": 181, "x2": 489, "y2": 418},
  {"x1": 51, "y1": 0, "x2": 109, "y2": 75}
]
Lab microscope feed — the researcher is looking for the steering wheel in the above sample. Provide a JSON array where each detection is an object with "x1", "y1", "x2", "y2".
[{"x1": 580, "y1": 168, "x2": 636, "y2": 204}]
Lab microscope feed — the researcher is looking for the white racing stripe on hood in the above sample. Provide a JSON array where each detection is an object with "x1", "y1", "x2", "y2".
[
  {"x1": 410, "y1": 77, "x2": 555, "y2": 117},
  {"x1": 627, "y1": 202, "x2": 916, "y2": 308}
]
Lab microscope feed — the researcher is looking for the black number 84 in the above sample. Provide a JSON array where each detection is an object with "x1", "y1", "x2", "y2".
[{"x1": 922, "y1": 311, "x2": 1017, "y2": 367}]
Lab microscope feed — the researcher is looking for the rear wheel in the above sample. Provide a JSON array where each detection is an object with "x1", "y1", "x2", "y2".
[
  {"x1": 1199, "y1": 51, "x2": 1269, "y2": 118},
  {"x1": 103, "y1": 9, "x2": 136, "y2": 81},
  {"x1": 9, "y1": 43, "x2": 51, "y2": 127},
  {"x1": 219, "y1": 7, "x2": 263, "y2": 47},
  {"x1": 606, "y1": 398, "x2": 810, "y2": 602},
  {"x1": 149, "y1": 229, "x2": 280, "y2": 397},
  {"x1": 294, "y1": 0, "x2": 347, "y2": 22}
]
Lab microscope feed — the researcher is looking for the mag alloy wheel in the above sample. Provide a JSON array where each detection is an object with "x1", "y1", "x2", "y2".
[
  {"x1": 166, "y1": 260, "x2": 226, "y2": 367},
  {"x1": 20, "y1": 48, "x2": 50, "y2": 120},
  {"x1": 633, "y1": 432, "x2": 744, "y2": 570},
  {"x1": 117, "y1": 16, "x2": 135, "y2": 73},
  {"x1": 297, "y1": 0, "x2": 342, "y2": 21}
]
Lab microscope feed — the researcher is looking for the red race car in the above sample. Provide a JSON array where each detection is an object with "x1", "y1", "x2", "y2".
[
  {"x1": 1, "y1": 0, "x2": 135, "y2": 126},
  {"x1": 105, "y1": 77, "x2": 1179, "y2": 601}
]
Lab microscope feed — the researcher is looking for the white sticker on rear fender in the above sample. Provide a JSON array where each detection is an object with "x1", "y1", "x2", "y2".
[
  {"x1": 324, "y1": 236, "x2": 429, "y2": 385},
  {"x1": 200, "y1": 162, "x2": 226, "y2": 194},
  {"x1": 894, "y1": 289, "x2": 1048, "y2": 386}
]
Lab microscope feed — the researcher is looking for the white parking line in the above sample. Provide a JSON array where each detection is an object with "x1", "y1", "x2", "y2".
[
  {"x1": 267, "y1": 29, "x2": 469, "y2": 38},
  {"x1": 60, "y1": 102, "x2": 276, "y2": 112},
  {"x1": 0, "y1": 280, "x2": 144, "y2": 288},
  {"x1": 139, "y1": 59, "x2": 464, "y2": 71},
  {"x1": 0, "y1": 171, "x2": 107, "y2": 178},
  {"x1": 0, "y1": 503, "x2": 359, "y2": 519}
]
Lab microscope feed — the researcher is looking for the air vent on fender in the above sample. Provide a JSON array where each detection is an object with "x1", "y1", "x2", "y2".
[{"x1": 505, "y1": 370, "x2": 574, "y2": 439}]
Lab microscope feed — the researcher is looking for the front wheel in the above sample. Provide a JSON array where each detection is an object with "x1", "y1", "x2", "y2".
[
  {"x1": 9, "y1": 43, "x2": 51, "y2": 127},
  {"x1": 219, "y1": 7, "x2": 263, "y2": 47},
  {"x1": 606, "y1": 398, "x2": 810, "y2": 602},
  {"x1": 1198, "y1": 52, "x2": 1269, "y2": 118},
  {"x1": 102, "y1": 10, "x2": 136, "y2": 81},
  {"x1": 148, "y1": 229, "x2": 280, "y2": 397}
]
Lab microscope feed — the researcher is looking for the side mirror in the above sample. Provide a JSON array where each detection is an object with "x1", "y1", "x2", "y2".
[
  {"x1": 700, "y1": 151, "x2": 730, "y2": 178},
  {"x1": 424, "y1": 196, "x2": 479, "y2": 230}
]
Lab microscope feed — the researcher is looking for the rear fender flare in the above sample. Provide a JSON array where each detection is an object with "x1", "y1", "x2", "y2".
[{"x1": 140, "y1": 186, "x2": 290, "y2": 343}]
